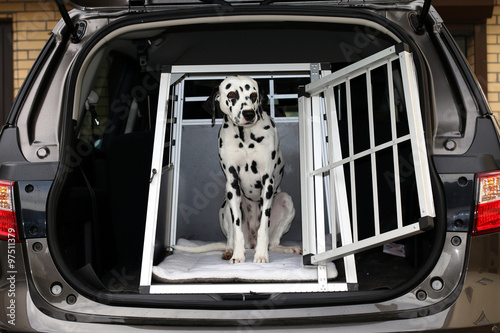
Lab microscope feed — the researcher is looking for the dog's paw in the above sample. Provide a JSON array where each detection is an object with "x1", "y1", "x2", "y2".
[
  {"x1": 253, "y1": 256, "x2": 269, "y2": 263},
  {"x1": 222, "y1": 250, "x2": 233, "y2": 260},
  {"x1": 285, "y1": 246, "x2": 302, "y2": 255},
  {"x1": 229, "y1": 256, "x2": 246, "y2": 264},
  {"x1": 269, "y1": 244, "x2": 303, "y2": 255},
  {"x1": 253, "y1": 251, "x2": 269, "y2": 263},
  {"x1": 229, "y1": 250, "x2": 246, "y2": 264}
]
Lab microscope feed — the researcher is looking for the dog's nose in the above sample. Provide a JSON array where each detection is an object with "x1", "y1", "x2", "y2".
[{"x1": 242, "y1": 110, "x2": 255, "y2": 121}]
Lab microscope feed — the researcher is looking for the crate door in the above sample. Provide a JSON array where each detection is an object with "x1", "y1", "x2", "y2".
[{"x1": 299, "y1": 44, "x2": 435, "y2": 267}]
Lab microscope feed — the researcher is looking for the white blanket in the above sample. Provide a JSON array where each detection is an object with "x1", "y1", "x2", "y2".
[{"x1": 153, "y1": 239, "x2": 338, "y2": 283}]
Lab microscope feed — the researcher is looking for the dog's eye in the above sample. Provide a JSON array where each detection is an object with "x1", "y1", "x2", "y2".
[
  {"x1": 227, "y1": 92, "x2": 237, "y2": 99},
  {"x1": 250, "y1": 92, "x2": 258, "y2": 102}
]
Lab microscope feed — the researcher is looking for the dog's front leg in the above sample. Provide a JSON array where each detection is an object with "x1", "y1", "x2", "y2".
[
  {"x1": 225, "y1": 167, "x2": 246, "y2": 264},
  {"x1": 254, "y1": 176, "x2": 274, "y2": 263}
]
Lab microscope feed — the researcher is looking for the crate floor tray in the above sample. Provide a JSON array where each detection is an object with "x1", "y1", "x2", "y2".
[{"x1": 152, "y1": 239, "x2": 338, "y2": 284}]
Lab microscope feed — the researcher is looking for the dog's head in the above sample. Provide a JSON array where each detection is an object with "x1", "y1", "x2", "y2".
[{"x1": 203, "y1": 76, "x2": 263, "y2": 127}]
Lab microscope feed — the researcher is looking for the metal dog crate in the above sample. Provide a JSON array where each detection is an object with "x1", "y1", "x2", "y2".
[{"x1": 139, "y1": 44, "x2": 435, "y2": 294}]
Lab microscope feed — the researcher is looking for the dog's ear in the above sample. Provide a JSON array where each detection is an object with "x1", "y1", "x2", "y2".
[
  {"x1": 202, "y1": 87, "x2": 220, "y2": 127},
  {"x1": 257, "y1": 81, "x2": 269, "y2": 113}
]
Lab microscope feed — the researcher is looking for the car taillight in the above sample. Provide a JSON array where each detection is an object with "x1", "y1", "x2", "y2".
[
  {"x1": 474, "y1": 171, "x2": 500, "y2": 236},
  {"x1": 0, "y1": 180, "x2": 19, "y2": 242}
]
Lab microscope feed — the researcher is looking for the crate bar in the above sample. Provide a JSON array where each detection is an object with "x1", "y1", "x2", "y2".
[
  {"x1": 345, "y1": 78, "x2": 358, "y2": 242},
  {"x1": 310, "y1": 134, "x2": 411, "y2": 176},
  {"x1": 312, "y1": 99, "x2": 326, "y2": 254},
  {"x1": 387, "y1": 60, "x2": 404, "y2": 229},
  {"x1": 305, "y1": 45, "x2": 401, "y2": 96},
  {"x1": 150, "y1": 282, "x2": 348, "y2": 294},
  {"x1": 171, "y1": 63, "x2": 312, "y2": 75},
  {"x1": 318, "y1": 66, "x2": 333, "y2": 236},
  {"x1": 269, "y1": 77, "x2": 276, "y2": 117},
  {"x1": 366, "y1": 70, "x2": 380, "y2": 236},
  {"x1": 298, "y1": 95, "x2": 317, "y2": 256},
  {"x1": 167, "y1": 82, "x2": 186, "y2": 246},
  {"x1": 309, "y1": 222, "x2": 423, "y2": 265},
  {"x1": 325, "y1": 88, "x2": 337, "y2": 250},
  {"x1": 324, "y1": 87, "x2": 358, "y2": 284},
  {"x1": 311, "y1": 94, "x2": 328, "y2": 281},
  {"x1": 398, "y1": 51, "x2": 435, "y2": 218},
  {"x1": 140, "y1": 71, "x2": 172, "y2": 288}
]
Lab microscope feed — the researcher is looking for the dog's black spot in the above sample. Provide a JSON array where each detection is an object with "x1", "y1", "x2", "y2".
[
  {"x1": 245, "y1": 84, "x2": 250, "y2": 90},
  {"x1": 270, "y1": 118, "x2": 276, "y2": 128},
  {"x1": 239, "y1": 142, "x2": 243, "y2": 148},
  {"x1": 238, "y1": 127, "x2": 245, "y2": 142},
  {"x1": 266, "y1": 185, "x2": 273, "y2": 199},
  {"x1": 228, "y1": 166, "x2": 241, "y2": 196},
  {"x1": 279, "y1": 166, "x2": 285, "y2": 175},
  {"x1": 227, "y1": 192, "x2": 233, "y2": 200},
  {"x1": 234, "y1": 134, "x2": 239, "y2": 139},
  {"x1": 264, "y1": 125, "x2": 270, "y2": 130},
  {"x1": 221, "y1": 200, "x2": 226, "y2": 208},
  {"x1": 271, "y1": 150, "x2": 276, "y2": 160},
  {"x1": 251, "y1": 132, "x2": 264, "y2": 143},
  {"x1": 223, "y1": 123, "x2": 229, "y2": 128},
  {"x1": 265, "y1": 208, "x2": 271, "y2": 217},
  {"x1": 219, "y1": 138, "x2": 223, "y2": 148},
  {"x1": 262, "y1": 174, "x2": 269, "y2": 185},
  {"x1": 235, "y1": 218, "x2": 240, "y2": 226},
  {"x1": 251, "y1": 161, "x2": 258, "y2": 174},
  {"x1": 245, "y1": 163, "x2": 249, "y2": 172},
  {"x1": 223, "y1": 163, "x2": 226, "y2": 170},
  {"x1": 277, "y1": 157, "x2": 282, "y2": 165},
  {"x1": 239, "y1": 86, "x2": 244, "y2": 92},
  {"x1": 225, "y1": 83, "x2": 232, "y2": 90},
  {"x1": 230, "y1": 208, "x2": 234, "y2": 223},
  {"x1": 237, "y1": 166, "x2": 240, "y2": 172},
  {"x1": 232, "y1": 181, "x2": 241, "y2": 197},
  {"x1": 249, "y1": 143, "x2": 254, "y2": 149},
  {"x1": 255, "y1": 180, "x2": 262, "y2": 189}
]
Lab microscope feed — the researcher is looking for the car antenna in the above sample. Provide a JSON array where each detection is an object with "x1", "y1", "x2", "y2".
[{"x1": 410, "y1": 0, "x2": 432, "y2": 35}]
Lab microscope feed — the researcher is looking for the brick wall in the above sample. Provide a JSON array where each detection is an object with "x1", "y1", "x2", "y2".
[
  {"x1": 0, "y1": 0, "x2": 62, "y2": 97},
  {"x1": 488, "y1": 0, "x2": 500, "y2": 118}
]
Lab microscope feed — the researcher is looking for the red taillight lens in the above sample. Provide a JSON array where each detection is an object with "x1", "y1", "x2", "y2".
[
  {"x1": 0, "y1": 180, "x2": 19, "y2": 242},
  {"x1": 474, "y1": 171, "x2": 500, "y2": 236}
]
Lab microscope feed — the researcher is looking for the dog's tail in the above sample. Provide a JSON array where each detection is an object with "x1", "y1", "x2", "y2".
[{"x1": 173, "y1": 242, "x2": 226, "y2": 253}]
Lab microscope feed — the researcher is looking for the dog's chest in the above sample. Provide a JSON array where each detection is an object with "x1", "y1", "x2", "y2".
[{"x1": 219, "y1": 117, "x2": 283, "y2": 200}]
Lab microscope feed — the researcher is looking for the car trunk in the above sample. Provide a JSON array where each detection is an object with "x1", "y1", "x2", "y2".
[{"x1": 51, "y1": 8, "x2": 443, "y2": 304}]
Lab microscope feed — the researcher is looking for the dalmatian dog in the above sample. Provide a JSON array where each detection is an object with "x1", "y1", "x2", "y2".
[{"x1": 174, "y1": 76, "x2": 301, "y2": 263}]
